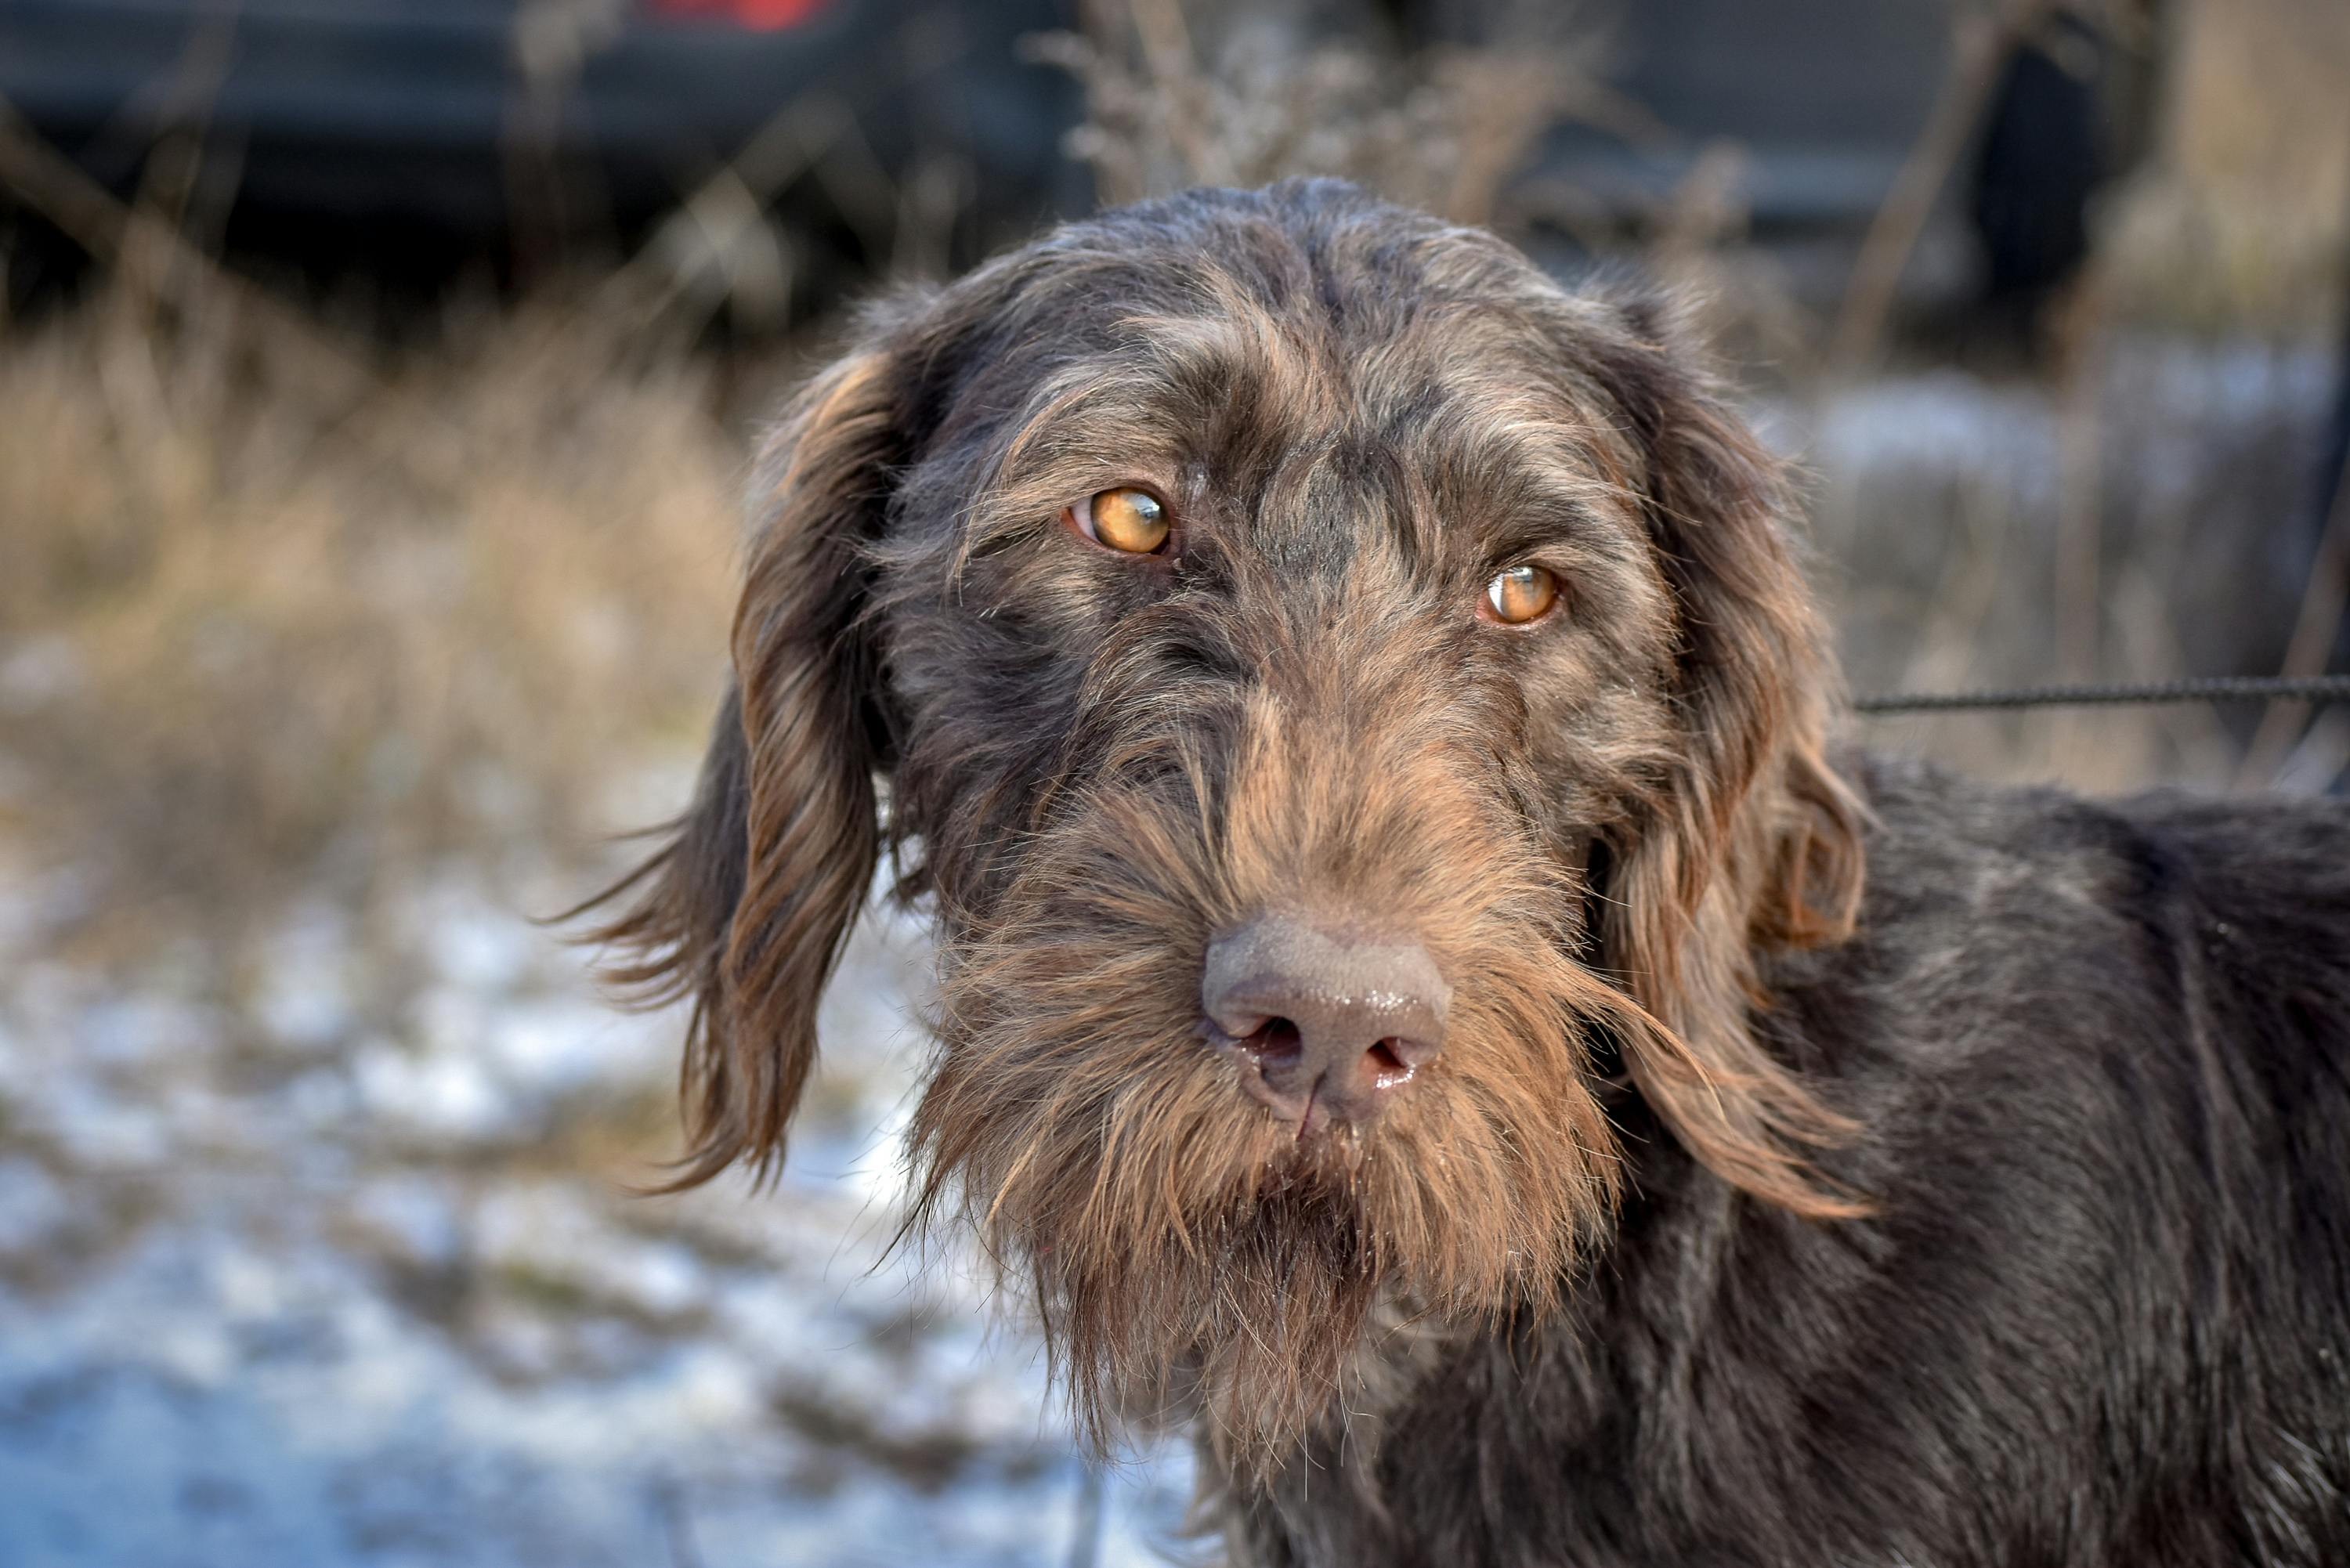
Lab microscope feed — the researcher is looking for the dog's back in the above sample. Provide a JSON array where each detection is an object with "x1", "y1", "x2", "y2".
[{"x1": 1241, "y1": 759, "x2": 2350, "y2": 1566}]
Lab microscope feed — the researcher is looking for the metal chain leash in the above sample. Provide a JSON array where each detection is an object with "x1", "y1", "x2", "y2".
[{"x1": 1852, "y1": 673, "x2": 2350, "y2": 715}]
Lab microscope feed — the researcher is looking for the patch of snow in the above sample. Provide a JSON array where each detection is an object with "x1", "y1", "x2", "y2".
[
  {"x1": 354, "y1": 1036, "x2": 512, "y2": 1143},
  {"x1": 0, "y1": 1160, "x2": 70, "y2": 1254},
  {"x1": 0, "y1": 854, "x2": 1195, "y2": 1567}
]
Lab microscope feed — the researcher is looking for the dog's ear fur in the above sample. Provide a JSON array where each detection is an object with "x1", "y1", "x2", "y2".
[
  {"x1": 1578, "y1": 290, "x2": 1869, "y2": 1216},
  {"x1": 590, "y1": 339, "x2": 906, "y2": 1187}
]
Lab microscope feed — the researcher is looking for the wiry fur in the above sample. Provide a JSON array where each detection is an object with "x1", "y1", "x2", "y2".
[{"x1": 591, "y1": 182, "x2": 2350, "y2": 1564}]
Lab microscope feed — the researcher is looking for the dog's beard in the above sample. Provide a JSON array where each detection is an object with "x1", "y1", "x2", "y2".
[{"x1": 906, "y1": 750, "x2": 1632, "y2": 1475}]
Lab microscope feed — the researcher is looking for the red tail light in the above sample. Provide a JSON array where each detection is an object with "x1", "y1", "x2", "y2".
[{"x1": 648, "y1": 0, "x2": 827, "y2": 30}]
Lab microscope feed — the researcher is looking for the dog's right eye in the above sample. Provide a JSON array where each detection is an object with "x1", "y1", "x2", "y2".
[
  {"x1": 1065, "y1": 487, "x2": 1171, "y2": 555},
  {"x1": 1482, "y1": 564, "x2": 1561, "y2": 625}
]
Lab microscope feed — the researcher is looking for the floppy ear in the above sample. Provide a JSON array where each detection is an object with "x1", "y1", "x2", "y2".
[
  {"x1": 591, "y1": 342, "x2": 903, "y2": 1187},
  {"x1": 1580, "y1": 291, "x2": 1869, "y2": 1216}
]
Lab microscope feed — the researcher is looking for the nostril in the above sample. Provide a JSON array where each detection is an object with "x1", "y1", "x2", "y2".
[
  {"x1": 1365, "y1": 1039, "x2": 1412, "y2": 1087},
  {"x1": 1239, "y1": 1017, "x2": 1303, "y2": 1065}
]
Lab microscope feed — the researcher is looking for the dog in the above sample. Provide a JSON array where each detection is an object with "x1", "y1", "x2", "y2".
[{"x1": 594, "y1": 181, "x2": 2350, "y2": 1565}]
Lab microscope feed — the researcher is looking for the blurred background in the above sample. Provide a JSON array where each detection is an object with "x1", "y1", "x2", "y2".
[{"x1": 1, "y1": 1, "x2": 2345, "y2": 1563}]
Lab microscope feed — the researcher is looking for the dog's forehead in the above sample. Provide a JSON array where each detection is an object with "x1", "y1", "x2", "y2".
[{"x1": 932, "y1": 211, "x2": 1646, "y2": 570}]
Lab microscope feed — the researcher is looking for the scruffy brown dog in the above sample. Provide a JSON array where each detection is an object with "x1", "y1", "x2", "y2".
[{"x1": 598, "y1": 182, "x2": 2350, "y2": 1565}]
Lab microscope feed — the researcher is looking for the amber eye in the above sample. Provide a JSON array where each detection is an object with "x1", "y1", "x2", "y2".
[
  {"x1": 1067, "y1": 486, "x2": 1170, "y2": 555},
  {"x1": 1484, "y1": 564, "x2": 1560, "y2": 624}
]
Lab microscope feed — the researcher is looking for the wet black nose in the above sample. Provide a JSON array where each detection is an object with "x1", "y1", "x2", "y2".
[{"x1": 1201, "y1": 912, "x2": 1451, "y2": 1133}]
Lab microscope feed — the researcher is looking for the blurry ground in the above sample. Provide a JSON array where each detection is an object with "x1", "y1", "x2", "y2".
[
  {"x1": 0, "y1": 869, "x2": 1198, "y2": 1567},
  {"x1": 2, "y1": 2, "x2": 2347, "y2": 1565}
]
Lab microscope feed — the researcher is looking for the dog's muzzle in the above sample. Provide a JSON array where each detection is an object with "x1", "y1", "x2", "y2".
[{"x1": 1201, "y1": 912, "x2": 1451, "y2": 1135}]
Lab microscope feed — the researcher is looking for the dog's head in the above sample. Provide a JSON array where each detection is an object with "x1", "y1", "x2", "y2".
[{"x1": 599, "y1": 182, "x2": 1864, "y2": 1465}]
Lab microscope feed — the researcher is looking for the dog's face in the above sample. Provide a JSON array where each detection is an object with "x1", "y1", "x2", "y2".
[{"x1": 601, "y1": 182, "x2": 1863, "y2": 1466}]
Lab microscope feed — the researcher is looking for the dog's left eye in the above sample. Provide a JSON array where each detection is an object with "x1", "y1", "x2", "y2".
[
  {"x1": 1483, "y1": 565, "x2": 1561, "y2": 624},
  {"x1": 1065, "y1": 487, "x2": 1171, "y2": 555}
]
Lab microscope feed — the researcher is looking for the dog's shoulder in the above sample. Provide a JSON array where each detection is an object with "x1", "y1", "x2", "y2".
[
  {"x1": 1701, "y1": 760, "x2": 2350, "y2": 1565},
  {"x1": 1797, "y1": 751, "x2": 2350, "y2": 1111},
  {"x1": 1849, "y1": 751, "x2": 2350, "y2": 966},
  {"x1": 1831, "y1": 753, "x2": 2192, "y2": 995}
]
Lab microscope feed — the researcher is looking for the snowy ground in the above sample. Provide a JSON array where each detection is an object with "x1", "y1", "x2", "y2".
[{"x1": 0, "y1": 862, "x2": 1198, "y2": 1568}]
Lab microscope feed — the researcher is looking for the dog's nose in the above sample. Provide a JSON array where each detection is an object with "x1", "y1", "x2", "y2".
[{"x1": 1201, "y1": 913, "x2": 1450, "y2": 1133}]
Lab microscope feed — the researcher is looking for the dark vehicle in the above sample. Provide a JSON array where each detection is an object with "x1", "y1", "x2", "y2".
[
  {"x1": 0, "y1": 0, "x2": 1078, "y2": 288},
  {"x1": 0, "y1": 0, "x2": 2156, "y2": 315}
]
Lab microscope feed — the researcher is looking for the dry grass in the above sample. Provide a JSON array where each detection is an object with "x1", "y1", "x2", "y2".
[
  {"x1": 0, "y1": 273, "x2": 745, "y2": 949},
  {"x1": 2101, "y1": 0, "x2": 2350, "y2": 335},
  {"x1": 1034, "y1": 0, "x2": 1644, "y2": 226}
]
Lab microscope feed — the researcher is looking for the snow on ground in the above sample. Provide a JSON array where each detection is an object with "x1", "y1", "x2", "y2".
[{"x1": 0, "y1": 865, "x2": 1198, "y2": 1568}]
